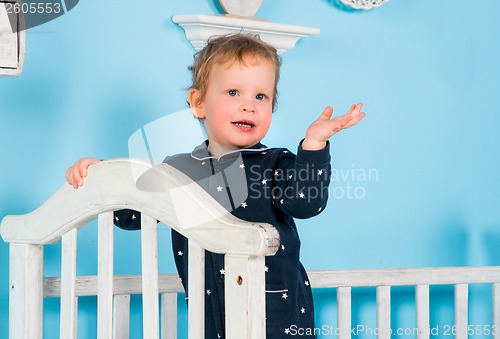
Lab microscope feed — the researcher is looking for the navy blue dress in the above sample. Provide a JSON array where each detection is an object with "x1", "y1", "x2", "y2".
[{"x1": 114, "y1": 140, "x2": 331, "y2": 338}]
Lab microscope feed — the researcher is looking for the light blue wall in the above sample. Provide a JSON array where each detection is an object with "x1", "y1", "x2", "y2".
[{"x1": 1, "y1": 0, "x2": 500, "y2": 338}]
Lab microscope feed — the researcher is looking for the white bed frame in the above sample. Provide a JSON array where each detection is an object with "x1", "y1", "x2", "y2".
[{"x1": 1, "y1": 159, "x2": 500, "y2": 339}]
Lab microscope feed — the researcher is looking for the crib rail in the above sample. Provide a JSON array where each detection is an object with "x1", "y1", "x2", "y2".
[
  {"x1": 308, "y1": 268, "x2": 500, "y2": 339},
  {"x1": 3, "y1": 158, "x2": 500, "y2": 338},
  {"x1": 0, "y1": 158, "x2": 280, "y2": 339},
  {"x1": 40, "y1": 267, "x2": 500, "y2": 339}
]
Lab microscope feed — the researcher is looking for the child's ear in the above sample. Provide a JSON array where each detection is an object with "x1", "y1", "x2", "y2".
[{"x1": 188, "y1": 89, "x2": 205, "y2": 119}]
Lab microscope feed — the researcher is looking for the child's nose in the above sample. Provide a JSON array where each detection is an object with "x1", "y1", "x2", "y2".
[{"x1": 241, "y1": 97, "x2": 256, "y2": 112}]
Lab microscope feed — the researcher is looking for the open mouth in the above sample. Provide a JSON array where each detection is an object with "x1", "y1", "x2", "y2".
[{"x1": 232, "y1": 121, "x2": 255, "y2": 129}]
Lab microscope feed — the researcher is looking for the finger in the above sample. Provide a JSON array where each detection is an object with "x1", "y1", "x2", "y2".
[
  {"x1": 328, "y1": 115, "x2": 353, "y2": 133},
  {"x1": 342, "y1": 112, "x2": 366, "y2": 129},
  {"x1": 66, "y1": 167, "x2": 76, "y2": 187},
  {"x1": 65, "y1": 170, "x2": 75, "y2": 188},
  {"x1": 347, "y1": 103, "x2": 363, "y2": 116},
  {"x1": 79, "y1": 158, "x2": 95, "y2": 178},
  {"x1": 318, "y1": 106, "x2": 333, "y2": 120},
  {"x1": 71, "y1": 169, "x2": 83, "y2": 188},
  {"x1": 80, "y1": 162, "x2": 88, "y2": 178},
  {"x1": 339, "y1": 116, "x2": 354, "y2": 131},
  {"x1": 68, "y1": 168, "x2": 80, "y2": 189}
]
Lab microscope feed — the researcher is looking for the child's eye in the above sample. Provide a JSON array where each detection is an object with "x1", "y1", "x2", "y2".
[
  {"x1": 256, "y1": 93, "x2": 266, "y2": 100},
  {"x1": 228, "y1": 90, "x2": 238, "y2": 96}
]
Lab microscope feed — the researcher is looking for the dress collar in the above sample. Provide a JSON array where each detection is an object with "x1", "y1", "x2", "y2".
[{"x1": 191, "y1": 140, "x2": 270, "y2": 161}]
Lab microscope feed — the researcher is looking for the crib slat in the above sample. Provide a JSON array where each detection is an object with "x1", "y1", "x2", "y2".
[
  {"x1": 141, "y1": 213, "x2": 160, "y2": 339},
  {"x1": 454, "y1": 284, "x2": 468, "y2": 339},
  {"x1": 60, "y1": 229, "x2": 78, "y2": 339},
  {"x1": 9, "y1": 244, "x2": 43, "y2": 339},
  {"x1": 188, "y1": 240, "x2": 205, "y2": 339},
  {"x1": 225, "y1": 255, "x2": 266, "y2": 339},
  {"x1": 98, "y1": 212, "x2": 114, "y2": 339},
  {"x1": 415, "y1": 285, "x2": 430, "y2": 339},
  {"x1": 113, "y1": 294, "x2": 130, "y2": 339},
  {"x1": 494, "y1": 283, "x2": 500, "y2": 339},
  {"x1": 376, "y1": 286, "x2": 391, "y2": 339},
  {"x1": 337, "y1": 287, "x2": 351, "y2": 339},
  {"x1": 162, "y1": 293, "x2": 177, "y2": 339}
]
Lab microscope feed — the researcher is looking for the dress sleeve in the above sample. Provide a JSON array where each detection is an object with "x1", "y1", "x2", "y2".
[
  {"x1": 272, "y1": 140, "x2": 331, "y2": 219},
  {"x1": 113, "y1": 158, "x2": 174, "y2": 231},
  {"x1": 113, "y1": 209, "x2": 142, "y2": 230}
]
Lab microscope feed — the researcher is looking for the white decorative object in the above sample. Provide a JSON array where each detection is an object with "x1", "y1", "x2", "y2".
[
  {"x1": 172, "y1": 14, "x2": 320, "y2": 55},
  {"x1": 339, "y1": 0, "x2": 389, "y2": 10},
  {"x1": 0, "y1": 1, "x2": 25, "y2": 76},
  {"x1": 219, "y1": 0, "x2": 263, "y2": 17}
]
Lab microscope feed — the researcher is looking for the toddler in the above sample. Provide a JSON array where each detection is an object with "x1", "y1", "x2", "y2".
[{"x1": 66, "y1": 34, "x2": 365, "y2": 338}]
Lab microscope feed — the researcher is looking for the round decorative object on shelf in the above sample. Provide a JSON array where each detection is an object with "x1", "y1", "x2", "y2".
[
  {"x1": 219, "y1": 0, "x2": 263, "y2": 17},
  {"x1": 339, "y1": 0, "x2": 389, "y2": 10}
]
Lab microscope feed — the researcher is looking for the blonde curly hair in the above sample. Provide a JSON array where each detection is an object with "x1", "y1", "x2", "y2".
[{"x1": 188, "y1": 33, "x2": 282, "y2": 112}]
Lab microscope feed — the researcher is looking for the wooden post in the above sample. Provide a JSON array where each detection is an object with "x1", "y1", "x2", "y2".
[
  {"x1": 337, "y1": 287, "x2": 352, "y2": 339},
  {"x1": 188, "y1": 241, "x2": 205, "y2": 339},
  {"x1": 376, "y1": 286, "x2": 391, "y2": 339},
  {"x1": 9, "y1": 243, "x2": 43, "y2": 339},
  {"x1": 494, "y1": 283, "x2": 500, "y2": 339},
  {"x1": 141, "y1": 213, "x2": 160, "y2": 339},
  {"x1": 113, "y1": 295, "x2": 131, "y2": 339},
  {"x1": 225, "y1": 254, "x2": 266, "y2": 339},
  {"x1": 60, "y1": 229, "x2": 78, "y2": 339},
  {"x1": 97, "y1": 212, "x2": 114, "y2": 339},
  {"x1": 454, "y1": 284, "x2": 468, "y2": 339},
  {"x1": 415, "y1": 285, "x2": 430, "y2": 339},
  {"x1": 161, "y1": 293, "x2": 178, "y2": 339}
]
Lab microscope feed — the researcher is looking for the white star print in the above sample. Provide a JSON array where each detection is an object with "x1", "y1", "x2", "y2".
[
  {"x1": 241, "y1": 202, "x2": 247, "y2": 208},
  {"x1": 264, "y1": 266, "x2": 269, "y2": 272},
  {"x1": 220, "y1": 268, "x2": 225, "y2": 275},
  {"x1": 299, "y1": 192, "x2": 305, "y2": 198},
  {"x1": 274, "y1": 170, "x2": 279, "y2": 176},
  {"x1": 201, "y1": 161, "x2": 206, "y2": 165},
  {"x1": 305, "y1": 280, "x2": 309, "y2": 286},
  {"x1": 217, "y1": 186, "x2": 223, "y2": 192},
  {"x1": 262, "y1": 151, "x2": 267, "y2": 155},
  {"x1": 131, "y1": 214, "x2": 136, "y2": 220},
  {"x1": 239, "y1": 164, "x2": 245, "y2": 169},
  {"x1": 281, "y1": 245, "x2": 285, "y2": 251},
  {"x1": 301, "y1": 307, "x2": 305, "y2": 314},
  {"x1": 288, "y1": 174, "x2": 293, "y2": 179},
  {"x1": 115, "y1": 216, "x2": 119, "y2": 221},
  {"x1": 282, "y1": 293, "x2": 288, "y2": 299},
  {"x1": 261, "y1": 179, "x2": 267, "y2": 185},
  {"x1": 178, "y1": 251, "x2": 183, "y2": 256},
  {"x1": 318, "y1": 169, "x2": 323, "y2": 175},
  {"x1": 284, "y1": 150, "x2": 289, "y2": 153},
  {"x1": 284, "y1": 328, "x2": 290, "y2": 334},
  {"x1": 318, "y1": 207, "x2": 322, "y2": 212},
  {"x1": 280, "y1": 199, "x2": 284, "y2": 204},
  {"x1": 206, "y1": 289, "x2": 211, "y2": 295}
]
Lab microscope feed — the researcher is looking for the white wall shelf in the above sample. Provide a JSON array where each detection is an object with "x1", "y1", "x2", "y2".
[{"x1": 172, "y1": 14, "x2": 320, "y2": 55}]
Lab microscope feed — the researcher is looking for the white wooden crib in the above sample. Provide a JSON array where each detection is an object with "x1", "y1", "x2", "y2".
[{"x1": 1, "y1": 158, "x2": 500, "y2": 339}]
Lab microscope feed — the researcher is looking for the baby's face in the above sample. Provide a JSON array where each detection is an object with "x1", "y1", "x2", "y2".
[{"x1": 196, "y1": 56, "x2": 275, "y2": 153}]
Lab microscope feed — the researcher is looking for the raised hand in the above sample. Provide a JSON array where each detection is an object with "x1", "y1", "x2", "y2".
[{"x1": 302, "y1": 103, "x2": 366, "y2": 150}]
